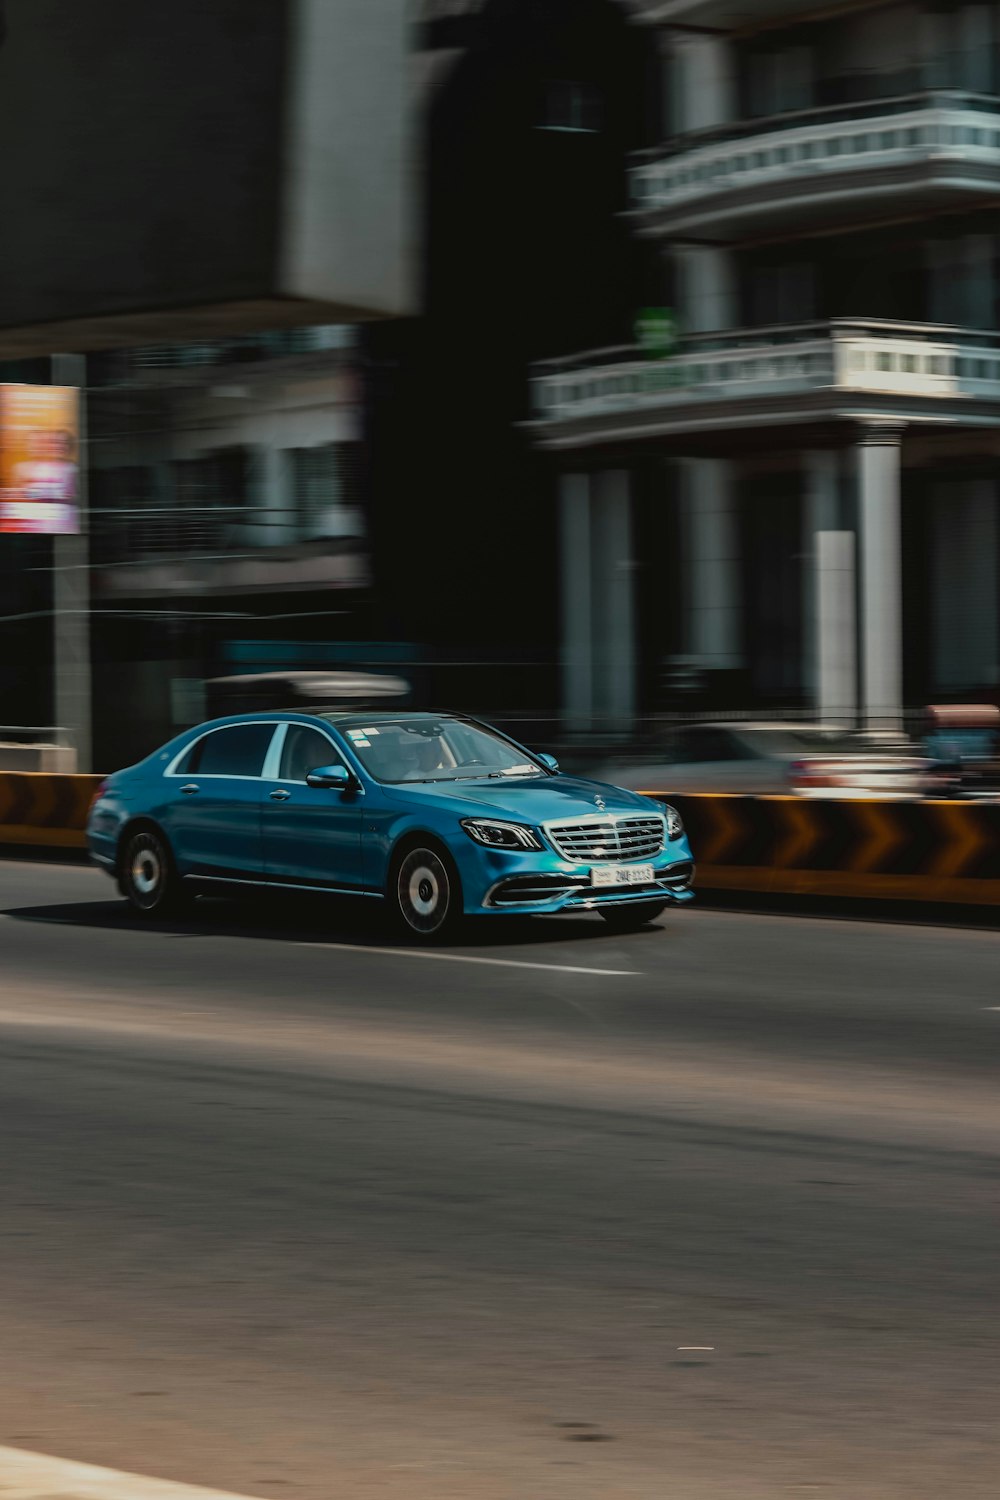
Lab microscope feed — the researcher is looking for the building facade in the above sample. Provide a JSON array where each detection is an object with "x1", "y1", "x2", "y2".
[
  {"x1": 529, "y1": 0, "x2": 1000, "y2": 732},
  {"x1": 86, "y1": 329, "x2": 371, "y2": 767}
]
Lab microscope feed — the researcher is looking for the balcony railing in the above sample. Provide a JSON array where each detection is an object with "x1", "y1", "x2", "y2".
[
  {"x1": 532, "y1": 320, "x2": 1000, "y2": 428},
  {"x1": 631, "y1": 93, "x2": 1000, "y2": 229},
  {"x1": 92, "y1": 503, "x2": 366, "y2": 565},
  {"x1": 90, "y1": 327, "x2": 354, "y2": 386}
]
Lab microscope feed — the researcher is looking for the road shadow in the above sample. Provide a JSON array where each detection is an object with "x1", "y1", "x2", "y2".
[
  {"x1": 0, "y1": 889, "x2": 674, "y2": 952},
  {"x1": 697, "y1": 888, "x2": 1000, "y2": 932}
]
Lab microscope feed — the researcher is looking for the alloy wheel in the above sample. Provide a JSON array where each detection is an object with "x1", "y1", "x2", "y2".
[
  {"x1": 397, "y1": 848, "x2": 452, "y2": 935},
  {"x1": 127, "y1": 832, "x2": 166, "y2": 911}
]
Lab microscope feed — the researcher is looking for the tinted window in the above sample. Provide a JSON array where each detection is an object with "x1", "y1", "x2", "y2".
[
  {"x1": 173, "y1": 740, "x2": 200, "y2": 776},
  {"x1": 675, "y1": 728, "x2": 744, "y2": 763},
  {"x1": 280, "y1": 725, "x2": 340, "y2": 783},
  {"x1": 191, "y1": 723, "x2": 275, "y2": 777},
  {"x1": 321, "y1": 716, "x2": 543, "y2": 785}
]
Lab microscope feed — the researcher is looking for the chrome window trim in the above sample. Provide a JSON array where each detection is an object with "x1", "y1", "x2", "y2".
[{"x1": 164, "y1": 721, "x2": 282, "y2": 780}]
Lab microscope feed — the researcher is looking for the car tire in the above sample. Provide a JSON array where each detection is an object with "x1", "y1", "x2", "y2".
[
  {"x1": 388, "y1": 842, "x2": 462, "y2": 942},
  {"x1": 120, "y1": 826, "x2": 188, "y2": 918},
  {"x1": 599, "y1": 900, "x2": 668, "y2": 933}
]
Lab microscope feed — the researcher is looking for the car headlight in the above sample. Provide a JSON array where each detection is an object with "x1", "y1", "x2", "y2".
[
  {"x1": 461, "y1": 818, "x2": 544, "y2": 851},
  {"x1": 660, "y1": 803, "x2": 684, "y2": 841}
]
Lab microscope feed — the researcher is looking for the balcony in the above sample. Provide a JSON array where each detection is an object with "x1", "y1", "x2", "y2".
[
  {"x1": 623, "y1": 0, "x2": 810, "y2": 24},
  {"x1": 93, "y1": 503, "x2": 369, "y2": 597},
  {"x1": 90, "y1": 326, "x2": 355, "y2": 389},
  {"x1": 631, "y1": 93, "x2": 1000, "y2": 241},
  {"x1": 530, "y1": 321, "x2": 1000, "y2": 448}
]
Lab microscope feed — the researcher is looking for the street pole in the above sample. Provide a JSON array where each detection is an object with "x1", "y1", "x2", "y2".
[{"x1": 51, "y1": 352, "x2": 91, "y2": 772}]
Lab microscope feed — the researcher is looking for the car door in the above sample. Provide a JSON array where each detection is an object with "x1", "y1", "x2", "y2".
[
  {"x1": 164, "y1": 721, "x2": 278, "y2": 877},
  {"x1": 261, "y1": 721, "x2": 365, "y2": 890},
  {"x1": 665, "y1": 728, "x2": 766, "y2": 792}
]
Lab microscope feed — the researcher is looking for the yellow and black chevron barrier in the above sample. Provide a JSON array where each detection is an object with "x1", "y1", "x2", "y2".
[
  {"x1": 1, "y1": 774, "x2": 999, "y2": 904},
  {"x1": 660, "y1": 794, "x2": 1000, "y2": 906},
  {"x1": 0, "y1": 772, "x2": 102, "y2": 850}
]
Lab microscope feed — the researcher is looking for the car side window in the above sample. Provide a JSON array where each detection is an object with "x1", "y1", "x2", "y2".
[
  {"x1": 173, "y1": 740, "x2": 201, "y2": 776},
  {"x1": 188, "y1": 723, "x2": 276, "y2": 777},
  {"x1": 675, "y1": 728, "x2": 742, "y2": 763},
  {"x1": 279, "y1": 725, "x2": 342, "y2": 783}
]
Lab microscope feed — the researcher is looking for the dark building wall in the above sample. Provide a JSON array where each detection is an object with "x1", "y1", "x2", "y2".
[
  {"x1": 366, "y1": 0, "x2": 655, "y2": 711},
  {"x1": 0, "y1": 0, "x2": 289, "y2": 330},
  {"x1": 0, "y1": 0, "x2": 413, "y2": 352}
]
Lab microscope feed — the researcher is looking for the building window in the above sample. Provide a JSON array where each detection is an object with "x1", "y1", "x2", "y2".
[
  {"x1": 91, "y1": 465, "x2": 154, "y2": 564},
  {"x1": 290, "y1": 442, "x2": 365, "y2": 541},
  {"x1": 744, "y1": 261, "x2": 817, "y2": 328},
  {"x1": 746, "y1": 44, "x2": 814, "y2": 117},
  {"x1": 539, "y1": 80, "x2": 602, "y2": 134},
  {"x1": 169, "y1": 447, "x2": 248, "y2": 554}
]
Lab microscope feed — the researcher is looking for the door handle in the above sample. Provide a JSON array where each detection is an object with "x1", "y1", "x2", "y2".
[
  {"x1": 180, "y1": 784, "x2": 199, "y2": 795},
  {"x1": 269, "y1": 788, "x2": 292, "y2": 801}
]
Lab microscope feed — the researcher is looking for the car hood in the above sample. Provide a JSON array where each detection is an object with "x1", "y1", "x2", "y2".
[{"x1": 382, "y1": 774, "x2": 660, "y2": 824}]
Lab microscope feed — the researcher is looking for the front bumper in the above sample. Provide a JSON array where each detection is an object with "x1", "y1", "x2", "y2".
[{"x1": 463, "y1": 838, "x2": 695, "y2": 915}]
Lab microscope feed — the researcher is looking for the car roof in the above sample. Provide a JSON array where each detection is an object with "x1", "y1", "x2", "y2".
[
  {"x1": 185, "y1": 709, "x2": 473, "y2": 731},
  {"x1": 316, "y1": 710, "x2": 473, "y2": 725},
  {"x1": 678, "y1": 722, "x2": 854, "y2": 734}
]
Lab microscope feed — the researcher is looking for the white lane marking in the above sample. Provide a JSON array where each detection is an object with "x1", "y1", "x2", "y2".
[
  {"x1": 0, "y1": 912, "x2": 639, "y2": 976},
  {"x1": 0, "y1": 1443, "x2": 256, "y2": 1498},
  {"x1": 294, "y1": 940, "x2": 638, "y2": 977},
  {"x1": 677, "y1": 1345, "x2": 715, "y2": 1351}
]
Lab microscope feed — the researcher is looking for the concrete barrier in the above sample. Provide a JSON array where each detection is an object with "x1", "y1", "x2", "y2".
[
  {"x1": 2, "y1": 775, "x2": 999, "y2": 906},
  {"x1": 0, "y1": 772, "x2": 101, "y2": 849},
  {"x1": 0, "y1": 743, "x2": 77, "y2": 772},
  {"x1": 660, "y1": 793, "x2": 1000, "y2": 906}
]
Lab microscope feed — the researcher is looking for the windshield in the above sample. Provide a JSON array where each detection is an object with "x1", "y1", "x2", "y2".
[
  {"x1": 323, "y1": 716, "x2": 546, "y2": 785},
  {"x1": 737, "y1": 729, "x2": 912, "y2": 757}
]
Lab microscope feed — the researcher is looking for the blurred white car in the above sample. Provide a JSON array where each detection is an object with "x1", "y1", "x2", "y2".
[{"x1": 593, "y1": 723, "x2": 932, "y2": 798}]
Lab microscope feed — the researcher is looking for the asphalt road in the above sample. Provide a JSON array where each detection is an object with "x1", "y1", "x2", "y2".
[{"x1": 0, "y1": 860, "x2": 997, "y2": 1499}]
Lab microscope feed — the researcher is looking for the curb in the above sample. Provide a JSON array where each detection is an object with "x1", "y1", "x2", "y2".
[{"x1": 0, "y1": 1444, "x2": 255, "y2": 1499}]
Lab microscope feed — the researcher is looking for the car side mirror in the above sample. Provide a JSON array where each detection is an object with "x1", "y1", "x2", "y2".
[
  {"x1": 537, "y1": 753, "x2": 559, "y2": 772},
  {"x1": 306, "y1": 764, "x2": 354, "y2": 791}
]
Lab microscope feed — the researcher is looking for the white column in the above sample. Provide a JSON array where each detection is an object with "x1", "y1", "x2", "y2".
[
  {"x1": 674, "y1": 35, "x2": 735, "y2": 133},
  {"x1": 681, "y1": 457, "x2": 741, "y2": 669},
  {"x1": 857, "y1": 426, "x2": 904, "y2": 731},
  {"x1": 674, "y1": 246, "x2": 737, "y2": 334},
  {"x1": 559, "y1": 473, "x2": 593, "y2": 733},
  {"x1": 256, "y1": 445, "x2": 295, "y2": 545},
  {"x1": 591, "y1": 470, "x2": 636, "y2": 735},
  {"x1": 803, "y1": 451, "x2": 840, "y2": 703},
  {"x1": 816, "y1": 532, "x2": 858, "y2": 726},
  {"x1": 930, "y1": 478, "x2": 999, "y2": 691},
  {"x1": 51, "y1": 353, "x2": 91, "y2": 773}
]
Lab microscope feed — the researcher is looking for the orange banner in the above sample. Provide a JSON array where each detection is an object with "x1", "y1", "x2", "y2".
[{"x1": 0, "y1": 384, "x2": 80, "y2": 535}]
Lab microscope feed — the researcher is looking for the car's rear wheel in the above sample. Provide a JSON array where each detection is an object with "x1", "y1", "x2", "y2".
[
  {"x1": 599, "y1": 900, "x2": 668, "y2": 933},
  {"x1": 389, "y1": 844, "x2": 462, "y2": 941},
  {"x1": 120, "y1": 827, "x2": 187, "y2": 918}
]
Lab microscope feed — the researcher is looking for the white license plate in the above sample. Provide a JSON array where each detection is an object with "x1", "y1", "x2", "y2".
[{"x1": 591, "y1": 864, "x2": 654, "y2": 888}]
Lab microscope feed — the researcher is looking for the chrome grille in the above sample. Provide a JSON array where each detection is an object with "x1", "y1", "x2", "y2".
[{"x1": 545, "y1": 815, "x2": 664, "y2": 863}]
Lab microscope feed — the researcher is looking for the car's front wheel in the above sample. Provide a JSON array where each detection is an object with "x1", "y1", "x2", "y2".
[
  {"x1": 120, "y1": 827, "x2": 187, "y2": 918},
  {"x1": 599, "y1": 900, "x2": 668, "y2": 933},
  {"x1": 389, "y1": 843, "x2": 462, "y2": 941}
]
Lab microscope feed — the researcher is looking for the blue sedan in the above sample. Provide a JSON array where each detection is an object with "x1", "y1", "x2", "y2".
[{"x1": 87, "y1": 711, "x2": 694, "y2": 938}]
